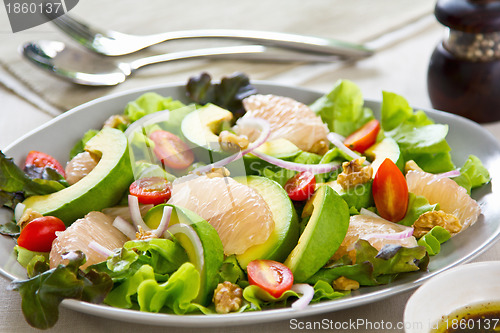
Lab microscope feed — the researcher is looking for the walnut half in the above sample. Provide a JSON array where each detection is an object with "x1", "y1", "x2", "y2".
[
  {"x1": 333, "y1": 276, "x2": 360, "y2": 291},
  {"x1": 412, "y1": 210, "x2": 462, "y2": 238},
  {"x1": 213, "y1": 281, "x2": 243, "y2": 314},
  {"x1": 336, "y1": 158, "x2": 373, "y2": 190}
]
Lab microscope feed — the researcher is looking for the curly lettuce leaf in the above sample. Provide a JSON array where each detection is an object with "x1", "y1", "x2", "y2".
[
  {"x1": 399, "y1": 193, "x2": 439, "y2": 227},
  {"x1": 310, "y1": 79, "x2": 374, "y2": 136},
  {"x1": 217, "y1": 255, "x2": 247, "y2": 286},
  {"x1": 307, "y1": 240, "x2": 428, "y2": 286},
  {"x1": 124, "y1": 92, "x2": 186, "y2": 123},
  {"x1": 417, "y1": 226, "x2": 451, "y2": 256},
  {"x1": 460, "y1": 155, "x2": 490, "y2": 189},
  {"x1": 186, "y1": 72, "x2": 256, "y2": 120},
  {"x1": 137, "y1": 262, "x2": 207, "y2": 314},
  {"x1": 9, "y1": 251, "x2": 112, "y2": 330}
]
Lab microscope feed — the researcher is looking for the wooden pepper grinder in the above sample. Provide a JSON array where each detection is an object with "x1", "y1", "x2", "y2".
[{"x1": 427, "y1": 0, "x2": 500, "y2": 123}]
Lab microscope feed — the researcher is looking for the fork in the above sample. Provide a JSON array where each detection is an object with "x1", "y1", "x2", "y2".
[{"x1": 48, "y1": 12, "x2": 374, "y2": 58}]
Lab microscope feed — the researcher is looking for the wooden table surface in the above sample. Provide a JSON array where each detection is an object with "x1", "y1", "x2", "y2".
[{"x1": 1, "y1": 2, "x2": 500, "y2": 332}]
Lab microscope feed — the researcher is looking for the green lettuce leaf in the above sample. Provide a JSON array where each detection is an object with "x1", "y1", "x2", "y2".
[
  {"x1": 69, "y1": 129, "x2": 98, "y2": 160},
  {"x1": 104, "y1": 264, "x2": 155, "y2": 309},
  {"x1": 217, "y1": 255, "x2": 247, "y2": 286},
  {"x1": 307, "y1": 240, "x2": 428, "y2": 286},
  {"x1": 242, "y1": 285, "x2": 300, "y2": 311},
  {"x1": 310, "y1": 79, "x2": 374, "y2": 136},
  {"x1": 417, "y1": 226, "x2": 451, "y2": 256},
  {"x1": 381, "y1": 92, "x2": 454, "y2": 173},
  {"x1": 399, "y1": 193, "x2": 439, "y2": 226},
  {"x1": 9, "y1": 251, "x2": 112, "y2": 330},
  {"x1": 124, "y1": 93, "x2": 186, "y2": 123},
  {"x1": 137, "y1": 262, "x2": 207, "y2": 314},
  {"x1": 460, "y1": 155, "x2": 490, "y2": 189}
]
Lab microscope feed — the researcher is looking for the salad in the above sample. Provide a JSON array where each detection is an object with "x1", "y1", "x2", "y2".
[{"x1": 0, "y1": 72, "x2": 491, "y2": 329}]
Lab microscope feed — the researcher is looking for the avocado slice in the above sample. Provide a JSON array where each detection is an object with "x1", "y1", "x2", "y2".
[
  {"x1": 180, "y1": 104, "x2": 233, "y2": 163},
  {"x1": 144, "y1": 204, "x2": 224, "y2": 306},
  {"x1": 284, "y1": 185, "x2": 350, "y2": 282},
  {"x1": 365, "y1": 137, "x2": 404, "y2": 175},
  {"x1": 326, "y1": 180, "x2": 374, "y2": 211},
  {"x1": 233, "y1": 176, "x2": 299, "y2": 268},
  {"x1": 22, "y1": 128, "x2": 133, "y2": 225}
]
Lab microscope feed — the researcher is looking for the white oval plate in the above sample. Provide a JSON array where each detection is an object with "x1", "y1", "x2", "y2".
[{"x1": 2, "y1": 82, "x2": 500, "y2": 327}]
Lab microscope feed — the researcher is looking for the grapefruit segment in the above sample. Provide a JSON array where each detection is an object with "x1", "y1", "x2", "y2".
[
  {"x1": 242, "y1": 94, "x2": 329, "y2": 153},
  {"x1": 167, "y1": 175, "x2": 274, "y2": 255},
  {"x1": 406, "y1": 170, "x2": 480, "y2": 230}
]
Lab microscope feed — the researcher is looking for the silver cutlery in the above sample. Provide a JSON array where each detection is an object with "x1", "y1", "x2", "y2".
[
  {"x1": 48, "y1": 13, "x2": 373, "y2": 58},
  {"x1": 21, "y1": 40, "x2": 342, "y2": 86}
]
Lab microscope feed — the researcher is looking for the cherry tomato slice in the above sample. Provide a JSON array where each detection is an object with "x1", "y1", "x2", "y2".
[
  {"x1": 129, "y1": 176, "x2": 172, "y2": 205},
  {"x1": 343, "y1": 119, "x2": 380, "y2": 154},
  {"x1": 17, "y1": 216, "x2": 66, "y2": 252},
  {"x1": 24, "y1": 150, "x2": 66, "y2": 177},
  {"x1": 149, "y1": 130, "x2": 194, "y2": 170},
  {"x1": 372, "y1": 158, "x2": 409, "y2": 222},
  {"x1": 247, "y1": 260, "x2": 294, "y2": 298},
  {"x1": 284, "y1": 171, "x2": 316, "y2": 201}
]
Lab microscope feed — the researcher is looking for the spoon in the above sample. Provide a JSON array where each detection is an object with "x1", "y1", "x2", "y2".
[{"x1": 21, "y1": 40, "x2": 340, "y2": 86}]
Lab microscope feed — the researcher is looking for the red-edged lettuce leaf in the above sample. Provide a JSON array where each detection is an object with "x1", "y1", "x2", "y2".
[
  {"x1": 9, "y1": 251, "x2": 112, "y2": 329},
  {"x1": 186, "y1": 72, "x2": 256, "y2": 120},
  {"x1": 306, "y1": 239, "x2": 428, "y2": 286}
]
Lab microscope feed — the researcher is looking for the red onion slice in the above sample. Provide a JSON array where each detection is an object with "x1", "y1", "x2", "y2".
[
  {"x1": 88, "y1": 241, "x2": 114, "y2": 258},
  {"x1": 251, "y1": 150, "x2": 341, "y2": 174},
  {"x1": 327, "y1": 132, "x2": 369, "y2": 165},
  {"x1": 152, "y1": 206, "x2": 173, "y2": 238},
  {"x1": 164, "y1": 223, "x2": 204, "y2": 275},
  {"x1": 128, "y1": 195, "x2": 151, "y2": 231},
  {"x1": 112, "y1": 216, "x2": 137, "y2": 239},
  {"x1": 428, "y1": 169, "x2": 461, "y2": 184},
  {"x1": 291, "y1": 283, "x2": 315, "y2": 310},
  {"x1": 191, "y1": 117, "x2": 271, "y2": 175}
]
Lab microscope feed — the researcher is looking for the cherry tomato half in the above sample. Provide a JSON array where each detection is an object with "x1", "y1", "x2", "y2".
[
  {"x1": 372, "y1": 158, "x2": 409, "y2": 222},
  {"x1": 149, "y1": 130, "x2": 194, "y2": 170},
  {"x1": 247, "y1": 260, "x2": 294, "y2": 298},
  {"x1": 284, "y1": 171, "x2": 316, "y2": 201},
  {"x1": 17, "y1": 216, "x2": 66, "y2": 252},
  {"x1": 24, "y1": 150, "x2": 66, "y2": 177},
  {"x1": 343, "y1": 119, "x2": 380, "y2": 154},
  {"x1": 129, "y1": 176, "x2": 172, "y2": 205}
]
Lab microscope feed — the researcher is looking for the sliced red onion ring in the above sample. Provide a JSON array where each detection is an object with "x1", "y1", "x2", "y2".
[
  {"x1": 164, "y1": 223, "x2": 204, "y2": 274},
  {"x1": 291, "y1": 283, "x2": 315, "y2": 310},
  {"x1": 251, "y1": 150, "x2": 341, "y2": 174},
  {"x1": 112, "y1": 216, "x2": 137, "y2": 239},
  {"x1": 88, "y1": 241, "x2": 114, "y2": 258},
  {"x1": 128, "y1": 195, "x2": 151, "y2": 231},
  {"x1": 428, "y1": 169, "x2": 461, "y2": 184},
  {"x1": 327, "y1": 132, "x2": 369, "y2": 165},
  {"x1": 191, "y1": 117, "x2": 271, "y2": 175},
  {"x1": 152, "y1": 206, "x2": 173, "y2": 238}
]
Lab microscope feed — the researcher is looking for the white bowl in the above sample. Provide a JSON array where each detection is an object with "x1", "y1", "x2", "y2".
[{"x1": 404, "y1": 261, "x2": 500, "y2": 333}]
